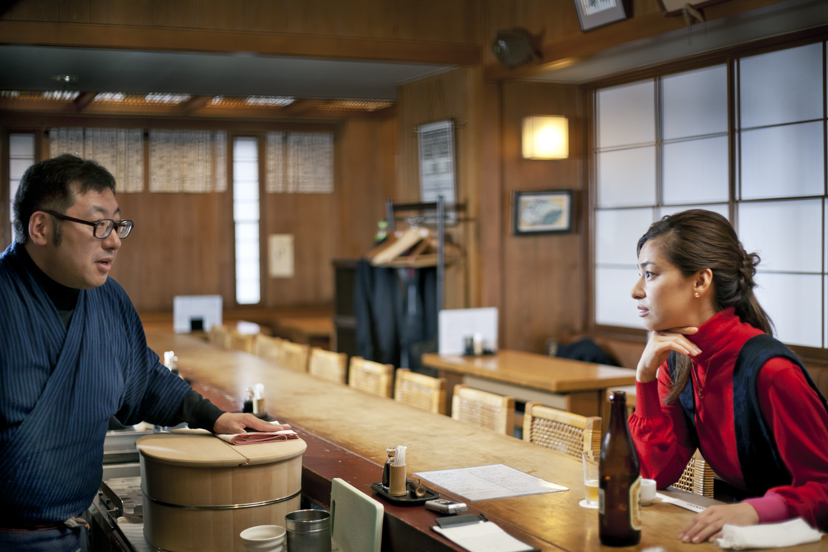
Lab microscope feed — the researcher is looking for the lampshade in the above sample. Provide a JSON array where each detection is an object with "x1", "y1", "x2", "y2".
[{"x1": 522, "y1": 116, "x2": 568, "y2": 160}]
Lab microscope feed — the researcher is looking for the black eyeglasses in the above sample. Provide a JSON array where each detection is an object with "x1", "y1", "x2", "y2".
[{"x1": 41, "y1": 210, "x2": 134, "y2": 239}]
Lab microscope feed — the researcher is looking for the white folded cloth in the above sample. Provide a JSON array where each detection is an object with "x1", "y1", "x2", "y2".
[{"x1": 716, "y1": 518, "x2": 822, "y2": 550}]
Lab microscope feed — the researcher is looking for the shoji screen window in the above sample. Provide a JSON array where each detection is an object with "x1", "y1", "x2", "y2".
[
  {"x1": 233, "y1": 137, "x2": 261, "y2": 305},
  {"x1": 9, "y1": 134, "x2": 35, "y2": 245},
  {"x1": 736, "y1": 43, "x2": 825, "y2": 348},
  {"x1": 594, "y1": 64, "x2": 729, "y2": 330}
]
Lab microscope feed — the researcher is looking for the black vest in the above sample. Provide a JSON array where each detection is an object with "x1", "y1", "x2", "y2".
[{"x1": 668, "y1": 334, "x2": 828, "y2": 496}]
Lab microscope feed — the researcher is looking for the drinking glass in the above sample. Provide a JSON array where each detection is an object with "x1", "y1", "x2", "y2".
[{"x1": 582, "y1": 451, "x2": 599, "y2": 507}]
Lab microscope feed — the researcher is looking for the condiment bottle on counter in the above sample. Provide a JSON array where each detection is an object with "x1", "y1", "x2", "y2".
[
  {"x1": 381, "y1": 447, "x2": 396, "y2": 490},
  {"x1": 599, "y1": 390, "x2": 641, "y2": 547},
  {"x1": 242, "y1": 388, "x2": 254, "y2": 413},
  {"x1": 163, "y1": 351, "x2": 179, "y2": 377}
]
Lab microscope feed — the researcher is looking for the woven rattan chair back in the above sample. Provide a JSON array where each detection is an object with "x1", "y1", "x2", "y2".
[
  {"x1": 208, "y1": 324, "x2": 232, "y2": 349},
  {"x1": 673, "y1": 449, "x2": 715, "y2": 498},
  {"x1": 348, "y1": 357, "x2": 394, "y2": 398},
  {"x1": 231, "y1": 331, "x2": 256, "y2": 354},
  {"x1": 451, "y1": 384, "x2": 515, "y2": 435},
  {"x1": 279, "y1": 340, "x2": 311, "y2": 373},
  {"x1": 308, "y1": 347, "x2": 348, "y2": 384},
  {"x1": 253, "y1": 334, "x2": 283, "y2": 364},
  {"x1": 393, "y1": 368, "x2": 446, "y2": 414},
  {"x1": 523, "y1": 402, "x2": 602, "y2": 458}
]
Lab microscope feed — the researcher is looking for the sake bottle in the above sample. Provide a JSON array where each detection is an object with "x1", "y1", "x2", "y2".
[{"x1": 599, "y1": 390, "x2": 642, "y2": 546}]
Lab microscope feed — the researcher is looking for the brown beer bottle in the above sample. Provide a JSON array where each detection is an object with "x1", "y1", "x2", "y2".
[{"x1": 599, "y1": 390, "x2": 642, "y2": 546}]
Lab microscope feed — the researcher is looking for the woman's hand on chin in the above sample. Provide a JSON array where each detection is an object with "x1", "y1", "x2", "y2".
[{"x1": 636, "y1": 327, "x2": 701, "y2": 383}]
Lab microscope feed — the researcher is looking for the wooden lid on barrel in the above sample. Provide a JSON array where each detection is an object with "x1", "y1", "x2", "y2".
[{"x1": 136, "y1": 431, "x2": 307, "y2": 467}]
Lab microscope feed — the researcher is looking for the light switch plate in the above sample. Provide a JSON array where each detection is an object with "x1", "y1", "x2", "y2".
[{"x1": 268, "y1": 234, "x2": 294, "y2": 278}]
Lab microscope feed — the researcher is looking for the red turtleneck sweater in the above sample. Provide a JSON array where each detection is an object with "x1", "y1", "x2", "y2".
[{"x1": 629, "y1": 308, "x2": 828, "y2": 530}]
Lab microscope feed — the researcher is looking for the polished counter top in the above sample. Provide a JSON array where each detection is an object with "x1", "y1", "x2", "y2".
[{"x1": 145, "y1": 329, "x2": 826, "y2": 552}]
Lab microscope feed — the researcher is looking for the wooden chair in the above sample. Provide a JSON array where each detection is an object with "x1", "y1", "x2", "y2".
[
  {"x1": 523, "y1": 402, "x2": 602, "y2": 458},
  {"x1": 208, "y1": 324, "x2": 232, "y2": 349},
  {"x1": 394, "y1": 369, "x2": 446, "y2": 414},
  {"x1": 672, "y1": 449, "x2": 715, "y2": 498},
  {"x1": 253, "y1": 334, "x2": 283, "y2": 364},
  {"x1": 308, "y1": 347, "x2": 348, "y2": 384},
  {"x1": 451, "y1": 384, "x2": 515, "y2": 435},
  {"x1": 230, "y1": 331, "x2": 256, "y2": 354},
  {"x1": 280, "y1": 341, "x2": 311, "y2": 373},
  {"x1": 348, "y1": 357, "x2": 394, "y2": 398}
]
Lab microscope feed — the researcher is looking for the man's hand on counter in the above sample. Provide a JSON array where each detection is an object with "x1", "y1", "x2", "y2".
[{"x1": 213, "y1": 413, "x2": 279, "y2": 434}]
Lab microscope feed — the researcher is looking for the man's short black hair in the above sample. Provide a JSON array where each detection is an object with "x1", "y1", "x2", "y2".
[{"x1": 13, "y1": 154, "x2": 117, "y2": 244}]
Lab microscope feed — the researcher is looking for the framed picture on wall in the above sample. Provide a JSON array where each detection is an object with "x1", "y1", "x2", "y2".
[
  {"x1": 573, "y1": 0, "x2": 629, "y2": 31},
  {"x1": 513, "y1": 190, "x2": 574, "y2": 235}
]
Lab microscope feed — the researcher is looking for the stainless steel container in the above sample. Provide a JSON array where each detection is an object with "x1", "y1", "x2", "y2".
[{"x1": 285, "y1": 509, "x2": 331, "y2": 552}]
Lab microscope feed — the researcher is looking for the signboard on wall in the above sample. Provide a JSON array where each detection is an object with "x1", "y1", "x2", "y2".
[{"x1": 418, "y1": 120, "x2": 457, "y2": 224}]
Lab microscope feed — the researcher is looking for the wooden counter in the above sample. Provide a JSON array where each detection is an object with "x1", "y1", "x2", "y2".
[
  {"x1": 423, "y1": 350, "x2": 637, "y2": 417},
  {"x1": 146, "y1": 330, "x2": 826, "y2": 552}
]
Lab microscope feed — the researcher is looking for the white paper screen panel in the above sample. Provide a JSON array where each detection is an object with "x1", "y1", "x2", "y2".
[
  {"x1": 753, "y1": 273, "x2": 822, "y2": 348},
  {"x1": 595, "y1": 267, "x2": 644, "y2": 328},
  {"x1": 740, "y1": 43, "x2": 823, "y2": 129},
  {"x1": 737, "y1": 199, "x2": 822, "y2": 274},
  {"x1": 595, "y1": 208, "x2": 654, "y2": 266},
  {"x1": 663, "y1": 137, "x2": 729, "y2": 204},
  {"x1": 740, "y1": 122, "x2": 824, "y2": 200},
  {"x1": 662, "y1": 65, "x2": 728, "y2": 140},
  {"x1": 597, "y1": 80, "x2": 655, "y2": 148},
  {"x1": 233, "y1": 136, "x2": 260, "y2": 305},
  {"x1": 658, "y1": 204, "x2": 729, "y2": 219},
  {"x1": 597, "y1": 147, "x2": 656, "y2": 208}
]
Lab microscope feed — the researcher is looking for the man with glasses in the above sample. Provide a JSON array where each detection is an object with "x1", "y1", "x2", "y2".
[{"x1": 0, "y1": 154, "x2": 273, "y2": 552}]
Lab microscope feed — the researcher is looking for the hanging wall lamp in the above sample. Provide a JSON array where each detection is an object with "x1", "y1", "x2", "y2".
[{"x1": 522, "y1": 115, "x2": 568, "y2": 160}]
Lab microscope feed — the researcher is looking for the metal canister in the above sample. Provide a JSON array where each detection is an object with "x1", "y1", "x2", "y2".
[{"x1": 285, "y1": 509, "x2": 331, "y2": 552}]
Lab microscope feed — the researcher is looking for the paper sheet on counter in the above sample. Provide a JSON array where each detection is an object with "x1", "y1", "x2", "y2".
[
  {"x1": 415, "y1": 464, "x2": 567, "y2": 502},
  {"x1": 433, "y1": 520, "x2": 538, "y2": 552}
]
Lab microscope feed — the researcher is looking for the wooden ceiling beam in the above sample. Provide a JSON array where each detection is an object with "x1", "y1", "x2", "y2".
[
  {"x1": 177, "y1": 95, "x2": 213, "y2": 116},
  {"x1": 278, "y1": 99, "x2": 325, "y2": 117},
  {"x1": 0, "y1": 21, "x2": 479, "y2": 65},
  {"x1": 72, "y1": 91, "x2": 96, "y2": 112}
]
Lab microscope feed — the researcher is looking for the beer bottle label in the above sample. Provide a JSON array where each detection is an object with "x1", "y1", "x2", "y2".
[
  {"x1": 630, "y1": 476, "x2": 642, "y2": 530},
  {"x1": 598, "y1": 488, "x2": 605, "y2": 515}
]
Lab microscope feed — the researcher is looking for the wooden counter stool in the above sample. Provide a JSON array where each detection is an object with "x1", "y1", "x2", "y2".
[
  {"x1": 253, "y1": 334, "x2": 283, "y2": 364},
  {"x1": 348, "y1": 357, "x2": 394, "y2": 398},
  {"x1": 231, "y1": 331, "x2": 256, "y2": 354},
  {"x1": 208, "y1": 324, "x2": 232, "y2": 349},
  {"x1": 394, "y1": 368, "x2": 446, "y2": 414},
  {"x1": 523, "y1": 402, "x2": 602, "y2": 458},
  {"x1": 451, "y1": 384, "x2": 515, "y2": 436},
  {"x1": 309, "y1": 347, "x2": 348, "y2": 384},
  {"x1": 280, "y1": 341, "x2": 311, "y2": 373}
]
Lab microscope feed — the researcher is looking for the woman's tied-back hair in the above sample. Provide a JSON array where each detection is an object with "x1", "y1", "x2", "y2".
[{"x1": 637, "y1": 209, "x2": 774, "y2": 405}]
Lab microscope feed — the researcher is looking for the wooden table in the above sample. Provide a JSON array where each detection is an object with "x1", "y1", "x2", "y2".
[
  {"x1": 422, "y1": 350, "x2": 637, "y2": 418},
  {"x1": 273, "y1": 316, "x2": 333, "y2": 348},
  {"x1": 144, "y1": 329, "x2": 826, "y2": 552}
]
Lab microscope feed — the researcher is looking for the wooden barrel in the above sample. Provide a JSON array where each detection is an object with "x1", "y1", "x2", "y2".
[{"x1": 136, "y1": 432, "x2": 306, "y2": 552}]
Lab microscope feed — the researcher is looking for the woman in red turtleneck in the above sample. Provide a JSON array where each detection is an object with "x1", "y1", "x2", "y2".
[{"x1": 628, "y1": 209, "x2": 828, "y2": 544}]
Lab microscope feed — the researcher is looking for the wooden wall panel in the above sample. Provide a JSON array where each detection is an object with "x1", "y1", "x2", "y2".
[
  {"x1": 479, "y1": 81, "x2": 502, "y2": 312},
  {"x1": 499, "y1": 80, "x2": 585, "y2": 353},
  {"x1": 396, "y1": 66, "x2": 483, "y2": 310},
  {"x1": 3, "y1": 0, "x2": 479, "y2": 44}
]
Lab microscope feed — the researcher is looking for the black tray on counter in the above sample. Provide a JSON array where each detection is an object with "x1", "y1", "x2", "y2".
[{"x1": 370, "y1": 482, "x2": 439, "y2": 506}]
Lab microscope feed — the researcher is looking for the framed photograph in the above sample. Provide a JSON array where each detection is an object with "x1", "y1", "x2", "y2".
[
  {"x1": 573, "y1": 0, "x2": 629, "y2": 32},
  {"x1": 513, "y1": 190, "x2": 574, "y2": 235},
  {"x1": 418, "y1": 120, "x2": 457, "y2": 224}
]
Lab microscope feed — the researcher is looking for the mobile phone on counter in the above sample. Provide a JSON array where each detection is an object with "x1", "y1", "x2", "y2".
[{"x1": 425, "y1": 498, "x2": 467, "y2": 515}]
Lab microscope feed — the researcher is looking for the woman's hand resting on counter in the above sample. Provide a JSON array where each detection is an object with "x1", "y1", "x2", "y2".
[
  {"x1": 213, "y1": 413, "x2": 279, "y2": 434},
  {"x1": 679, "y1": 503, "x2": 760, "y2": 543},
  {"x1": 636, "y1": 327, "x2": 701, "y2": 383}
]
